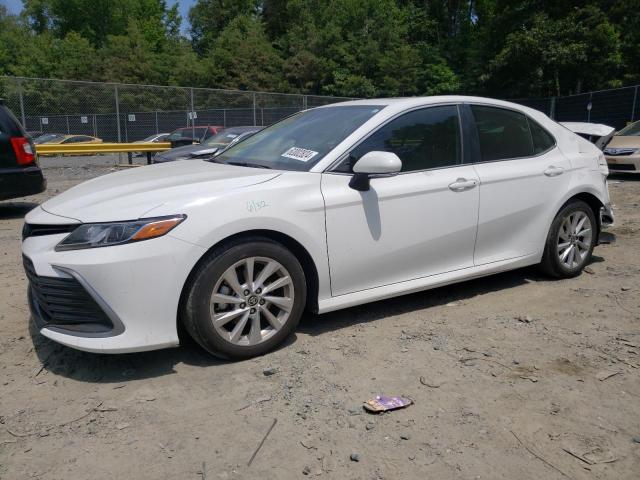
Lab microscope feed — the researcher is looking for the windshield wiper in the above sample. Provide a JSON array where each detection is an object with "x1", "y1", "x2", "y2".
[{"x1": 225, "y1": 161, "x2": 272, "y2": 169}]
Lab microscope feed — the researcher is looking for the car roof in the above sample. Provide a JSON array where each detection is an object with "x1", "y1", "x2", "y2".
[
  {"x1": 221, "y1": 126, "x2": 263, "y2": 133},
  {"x1": 320, "y1": 95, "x2": 537, "y2": 111},
  {"x1": 319, "y1": 95, "x2": 553, "y2": 125},
  {"x1": 176, "y1": 125, "x2": 223, "y2": 130}
]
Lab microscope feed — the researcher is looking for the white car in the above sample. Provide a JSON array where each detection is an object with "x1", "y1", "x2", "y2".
[{"x1": 22, "y1": 96, "x2": 614, "y2": 358}]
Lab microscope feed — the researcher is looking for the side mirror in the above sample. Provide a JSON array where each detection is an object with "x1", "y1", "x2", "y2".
[
  {"x1": 349, "y1": 151, "x2": 402, "y2": 191},
  {"x1": 193, "y1": 147, "x2": 219, "y2": 157}
]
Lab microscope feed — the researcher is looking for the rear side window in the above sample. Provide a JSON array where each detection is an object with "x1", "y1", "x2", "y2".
[
  {"x1": 528, "y1": 118, "x2": 555, "y2": 154},
  {"x1": 337, "y1": 105, "x2": 461, "y2": 173},
  {"x1": 0, "y1": 104, "x2": 25, "y2": 136},
  {"x1": 471, "y1": 105, "x2": 534, "y2": 161}
]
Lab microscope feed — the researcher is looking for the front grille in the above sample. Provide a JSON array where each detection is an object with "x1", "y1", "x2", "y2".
[
  {"x1": 607, "y1": 163, "x2": 636, "y2": 171},
  {"x1": 22, "y1": 223, "x2": 77, "y2": 240},
  {"x1": 604, "y1": 148, "x2": 635, "y2": 156},
  {"x1": 23, "y1": 256, "x2": 114, "y2": 334}
]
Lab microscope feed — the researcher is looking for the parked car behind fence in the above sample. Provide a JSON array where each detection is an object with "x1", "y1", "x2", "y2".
[
  {"x1": 154, "y1": 126, "x2": 263, "y2": 163},
  {"x1": 604, "y1": 120, "x2": 640, "y2": 173}
]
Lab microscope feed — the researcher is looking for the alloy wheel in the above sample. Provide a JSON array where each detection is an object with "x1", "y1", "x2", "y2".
[
  {"x1": 556, "y1": 211, "x2": 593, "y2": 269},
  {"x1": 210, "y1": 256, "x2": 294, "y2": 346}
]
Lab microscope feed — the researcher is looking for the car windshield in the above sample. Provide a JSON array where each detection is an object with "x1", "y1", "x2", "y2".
[
  {"x1": 34, "y1": 133, "x2": 64, "y2": 144},
  {"x1": 212, "y1": 105, "x2": 384, "y2": 171},
  {"x1": 203, "y1": 130, "x2": 249, "y2": 148},
  {"x1": 139, "y1": 134, "x2": 160, "y2": 142},
  {"x1": 169, "y1": 128, "x2": 205, "y2": 140},
  {"x1": 617, "y1": 121, "x2": 640, "y2": 136}
]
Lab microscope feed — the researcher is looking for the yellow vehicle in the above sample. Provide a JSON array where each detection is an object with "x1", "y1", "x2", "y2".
[{"x1": 33, "y1": 133, "x2": 103, "y2": 145}]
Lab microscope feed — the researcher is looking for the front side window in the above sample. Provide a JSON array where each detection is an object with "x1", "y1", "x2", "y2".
[
  {"x1": 471, "y1": 105, "x2": 534, "y2": 161},
  {"x1": 34, "y1": 133, "x2": 63, "y2": 144},
  {"x1": 212, "y1": 105, "x2": 384, "y2": 171},
  {"x1": 335, "y1": 105, "x2": 461, "y2": 173}
]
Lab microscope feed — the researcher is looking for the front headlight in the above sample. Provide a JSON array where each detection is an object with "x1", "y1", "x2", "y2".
[{"x1": 55, "y1": 215, "x2": 186, "y2": 251}]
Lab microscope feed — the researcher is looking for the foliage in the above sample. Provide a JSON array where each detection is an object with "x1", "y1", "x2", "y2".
[{"x1": 0, "y1": 0, "x2": 636, "y2": 98}]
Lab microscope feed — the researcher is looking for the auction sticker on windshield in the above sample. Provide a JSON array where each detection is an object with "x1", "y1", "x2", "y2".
[{"x1": 281, "y1": 146, "x2": 319, "y2": 162}]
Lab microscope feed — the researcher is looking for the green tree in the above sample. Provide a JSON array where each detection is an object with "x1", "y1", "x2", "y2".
[
  {"x1": 21, "y1": 0, "x2": 181, "y2": 48},
  {"x1": 0, "y1": 0, "x2": 637, "y2": 100},
  {"x1": 485, "y1": 5, "x2": 621, "y2": 97},
  {"x1": 189, "y1": 0, "x2": 260, "y2": 54},
  {"x1": 204, "y1": 14, "x2": 287, "y2": 91}
]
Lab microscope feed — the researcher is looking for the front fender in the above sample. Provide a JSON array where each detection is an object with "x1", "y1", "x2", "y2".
[{"x1": 166, "y1": 172, "x2": 331, "y2": 302}]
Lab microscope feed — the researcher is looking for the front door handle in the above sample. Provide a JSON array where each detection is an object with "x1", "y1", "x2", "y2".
[
  {"x1": 448, "y1": 178, "x2": 478, "y2": 192},
  {"x1": 544, "y1": 165, "x2": 564, "y2": 177}
]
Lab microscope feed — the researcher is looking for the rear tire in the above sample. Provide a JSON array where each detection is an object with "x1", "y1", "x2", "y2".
[
  {"x1": 540, "y1": 200, "x2": 596, "y2": 278},
  {"x1": 182, "y1": 238, "x2": 306, "y2": 359}
]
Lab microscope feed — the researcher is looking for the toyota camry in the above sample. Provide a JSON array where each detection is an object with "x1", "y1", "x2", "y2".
[{"x1": 22, "y1": 96, "x2": 614, "y2": 358}]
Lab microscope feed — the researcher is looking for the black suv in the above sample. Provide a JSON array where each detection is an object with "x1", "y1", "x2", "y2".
[{"x1": 0, "y1": 99, "x2": 46, "y2": 200}]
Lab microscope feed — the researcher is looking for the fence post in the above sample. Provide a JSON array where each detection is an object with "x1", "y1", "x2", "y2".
[
  {"x1": 223, "y1": 109, "x2": 226, "y2": 127},
  {"x1": 17, "y1": 78, "x2": 27, "y2": 128},
  {"x1": 252, "y1": 93, "x2": 257, "y2": 126},
  {"x1": 190, "y1": 87, "x2": 195, "y2": 138},
  {"x1": 66, "y1": 115, "x2": 70, "y2": 134},
  {"x1": 587, "y1": 92, "x2": 593, "y2": 123},
  {"x1": 155, "y1": 110, "x2": 159, "y2": 134},
  {"x1": 114, "y1": 84, "x2": 121, "y2": 143},
  {"x1": 631, "y1": 86, "x2": 638, "y2": 122},
  {"x1": 549, "y1": 97, "x2": 556, "y2": 120},
  {"x1": 303, "y1": 95, "x2": 308, "y2": 110}
]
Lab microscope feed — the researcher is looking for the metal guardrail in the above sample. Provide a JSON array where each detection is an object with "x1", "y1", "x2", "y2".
[{"x1": 35, "y1": 142, "x2": 172, "y2": 164}]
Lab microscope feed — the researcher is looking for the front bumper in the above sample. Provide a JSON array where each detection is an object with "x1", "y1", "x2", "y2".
[
  {"x1": 22, "y1": 227, "x2": 205, "y2": 353},
  {"x1": 600, "y1": 203, "x2": 614, "y2": 227},
  {"x1": 605, "y1": 154, "x2": 640, "y2": 172}
]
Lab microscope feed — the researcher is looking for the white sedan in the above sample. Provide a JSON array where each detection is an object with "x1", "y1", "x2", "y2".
[{"x1": 22, "y1": 96, "x2": 614, "y2": 358}]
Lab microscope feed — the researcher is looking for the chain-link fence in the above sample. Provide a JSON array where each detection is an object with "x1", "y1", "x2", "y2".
[
  {"x1": 513, "y1": 85, "x2": 640, "y2": 130},
  {"x1": 2, "y1": 76, "x2": 639, "y2": 140},
  {"x1": 0, "y1": 76, "x2": 355, "y2": 142}
]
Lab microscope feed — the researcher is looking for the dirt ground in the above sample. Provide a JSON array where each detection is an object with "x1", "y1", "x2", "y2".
[{"x1": 1, "y1": 158, "x2": 639, "y2": 480}]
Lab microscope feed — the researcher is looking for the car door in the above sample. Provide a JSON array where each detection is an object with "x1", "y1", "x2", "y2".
[
  {"x1": 321, "y1": 105, "x2": 480, "y2": 297},
  {"x1": 463, "y1": 104, "x2": 571, "y2": 265}
]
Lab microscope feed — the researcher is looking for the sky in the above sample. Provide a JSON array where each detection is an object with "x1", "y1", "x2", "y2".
[{"x1": 1, "y1": 0, "x2": 196, "y2": 32}]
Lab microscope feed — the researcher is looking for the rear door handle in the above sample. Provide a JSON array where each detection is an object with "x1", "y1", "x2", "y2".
[
  {"x1": 544, "y1": 166, "x2": 564, "y2": 177},
  {"x1": 448, "y1": 178, "x2": 478, "y2": 192}
]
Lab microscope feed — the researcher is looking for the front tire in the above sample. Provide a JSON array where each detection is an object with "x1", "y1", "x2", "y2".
[
  {"x1": 540, "y1": 200, "x2": 596, "y2": 278},
  {"x1": 183, "y1": 238, "x2": 306, "y2": 359}
]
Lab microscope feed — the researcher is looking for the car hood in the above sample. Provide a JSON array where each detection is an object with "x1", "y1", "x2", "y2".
[
  {"x1": 157, "y1": 143, "x2": 221, "y2": 160},
  {"x1": 606, "y1": 135, "x2": 640, "y2": 148},
  {"x1": 40, "y1": 160, "x2": 280, "y2": 223}
]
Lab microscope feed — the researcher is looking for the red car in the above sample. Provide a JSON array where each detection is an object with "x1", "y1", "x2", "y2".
[{"x1": 166, "y1": 125, "x2": 224, "y2": 147}]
